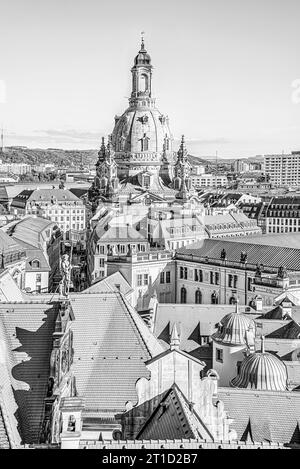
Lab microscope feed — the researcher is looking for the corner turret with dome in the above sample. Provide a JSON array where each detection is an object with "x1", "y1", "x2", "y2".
[
  {"x1": 231, "y1": 336, "x2": 289, "y2": 391},
  {"x1": 211, "y1": 300, "x2": 256, "y2": 387}
]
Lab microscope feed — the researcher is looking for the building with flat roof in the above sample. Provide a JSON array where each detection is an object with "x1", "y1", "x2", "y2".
[{"x1": 264, "y1": 152, "x2": 300, "y2": 186}]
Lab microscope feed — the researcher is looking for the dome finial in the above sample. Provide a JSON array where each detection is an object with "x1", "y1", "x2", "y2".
[
  {"x1": 140, "y1": 31, "x2": 145, "y2": 51},
  {"x1": 261, "y1": 335, "x2": 265, "y2": 353}
]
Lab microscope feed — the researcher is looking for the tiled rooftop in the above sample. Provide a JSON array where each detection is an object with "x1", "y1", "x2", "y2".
[
  {"x1": 70, "y1": 292, "x2": 163, "y2": 412},
  {"x1": 0, "y1": 302, "x2": 58, "y2": 444},
  {"x1": 177, "y1": 238, "x2": 300, "y2": 271},
  {"x1": 218, "y1": 387, "x2": 300, "y2": 444}
]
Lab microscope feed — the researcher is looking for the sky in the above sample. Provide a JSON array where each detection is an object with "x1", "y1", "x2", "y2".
[{"x1": 0, "y1": 0, "x2": 300, "y2": 157}]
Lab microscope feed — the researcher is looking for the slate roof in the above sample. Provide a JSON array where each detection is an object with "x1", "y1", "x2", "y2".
[
  {"x1": 70, "y1": 292, "x2": 164, "y2": 412},
  {"x1": 0, "y1": 230, "x2": 24, "y2": 256},
  {"x1": 0, "y1": 407, "x2": 10, "y2": 448},
  {"x1": 12, "y1": 217, "x2": 56, "y2": 249},
  {"x1": 218, "y1": 387, "x2": 300, "y2": 444},
  {"x1": 266, "y1": 321, "x2": 300, "y2": 340},
  {"x1": 93, "y1": 213, "x2": 146, "y2": 243},
  {"x1": 153, "y1": 304, "x2": 258, "y2": 367},
  {"x1": 176, "y1": 238, "x2": 300, "y2": 271},
  {"x1": 84, "y1": 272, "x2": 132, "y2": 297},
  {"x1": 12, "y1": 238, "x2": 50, "y2": 272},
  {"x1": 0, "y1": 302, "x2": 58, "y2": 444},
  {"x1": 11, "y1": 188, "x2": 80, "y2": 209},
  {"x1": 260, "y1": 304, "x2": 293, "y2": 320},
  {"x1": 228, "y1": 232, "x2": 300, "y2": 249},
  {"x1": 137, "y1": 385, "x2": 213, "y2": 441}
]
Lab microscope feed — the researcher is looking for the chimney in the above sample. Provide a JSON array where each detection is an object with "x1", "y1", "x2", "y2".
[
  {"x1": 59, "y1": 397, "x2": 84, "y2": 449},
  {"x1": 255, "y1": 295, "x2": 263, "y2": 313}
]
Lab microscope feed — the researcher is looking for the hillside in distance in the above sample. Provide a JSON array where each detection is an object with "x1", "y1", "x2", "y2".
[
  {"x1": 2, "y1": 147, "x2": 99, "y2": 167},
  {"x1": 1, "y1": 146, "x2": 245, "y2": 170}
]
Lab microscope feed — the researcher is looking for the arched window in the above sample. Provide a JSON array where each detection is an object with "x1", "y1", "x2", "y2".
[
  {"x1": 140, "y1": 133, "x2": 149, "y2": 152},
  {"x1": 31, "y1": 259, "x2": 40, "y2": 269},
  {"x1": 195, "y1": 289, "x2": 202, "y2": 304},
  {"x1": 180, "y1": 286, "x2": 187, "y2": 304},
  {"x1": 229, "y1": 296, "x2": 236, "y2": 305},
  {"x1": 211, "y1": 291, "x2": 218, "y2": 304},
  {"x1": 139, "y1": 73, "x2": 148, "y2": 93}
]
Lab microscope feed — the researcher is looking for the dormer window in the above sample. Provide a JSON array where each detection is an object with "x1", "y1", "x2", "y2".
[{"x1": 30, "y1": 259, "x2": 40, "y2": 269}]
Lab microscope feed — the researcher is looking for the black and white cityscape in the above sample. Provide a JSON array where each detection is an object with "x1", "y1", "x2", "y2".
[{"x1": 1, "y1": 0, "x2": 300, "y2": 455}]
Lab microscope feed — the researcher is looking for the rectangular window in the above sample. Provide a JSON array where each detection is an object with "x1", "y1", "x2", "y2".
[
  {"x1": 99, "y1": 258, "x2": 104, "y2": 268},
  {"x1": 36, "y1": 273, "x2": 41, "y2": 283},
  {"x1": 160, "y1": 272, "x2": 165, "y2": 284},
  {"x1": 144, "y1": 274, "x2": 149, "y2": 285},
  {"x1": 216, "y1": 348, "x2": 223, "y2": 363},
  {"x1": 215, "y1": 272, "x2": 220, "y2": 285},
  {"x1": 137, "y1": 274, "x2": 143, "y2": 287},
  {"x1": 228, "y1": 274, "x2": 233, "y2": 288},
  {"x1": 166, "y1": 271, "x2": 171, "y2": 283},
  {"x1": 233, "y1": 275, "x2": 238, "y2": 289},
  {"x1": 99, "y1": 245, "x2": 105, "y2": 254},
  {"x1": 210, "y1": 271, "x2": 214, "y2": 284}
]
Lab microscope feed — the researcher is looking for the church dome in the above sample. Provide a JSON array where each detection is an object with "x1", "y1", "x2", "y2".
[
  {"x1": 231, "y1": 339, "x2": 288, "y2": 391},
  {"x1": 112, "y1": 107, "x2": 172, "y2": 155},
  {"x1": 212, "y1": 303, "x2": 255, "y2": 346}
]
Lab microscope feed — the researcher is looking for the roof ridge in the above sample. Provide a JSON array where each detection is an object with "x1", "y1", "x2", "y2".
[{"x1": 116, "y1": 292, "x2": 163, "y2": 358}]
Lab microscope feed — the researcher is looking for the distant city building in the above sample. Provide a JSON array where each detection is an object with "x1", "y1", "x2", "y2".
[
  {"x1": 264, "y1": 151, "x2": 300, "y2": 186},
  {"x1": 10, "y1": 187, "x2": 86, "y2": 246},
  {"x1": 7, "y1": 216, "x2": 63, "y2": 292},
  {"x1": 0, "y1": 171, "x2": 19, "y2": 183},
  {"x1": 0, "y1": 230, "x2": 26, "y2": 289},
  {"x1": 174, "y1": 237, "x2": 300, "y2": 307},
  {"x1": 191, "y1": 173, "x2": 228, "y2": 188},
  {"x1": 203, "y1": 209, "x2": 261, "y2": 238},
  {"x1": 0, "y1": 163, "x2": 31, "y2": 175},
  {"x1": 264, "y1": 196, "x2": 300, "y2": 234}
]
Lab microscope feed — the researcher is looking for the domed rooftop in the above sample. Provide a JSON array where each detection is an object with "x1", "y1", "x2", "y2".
[
  {"x1": 134, "y1": 39, "x2": 151, "y2": 66},
  {"x1": 231, "y1": 337, "x2": 288, "y2": 391},
  {"x1": 212, "y1": 301, "x2": 255, "y2": 346},
  {"x1": 112, "y1": 107, "x2": 172, "y2": 155}
]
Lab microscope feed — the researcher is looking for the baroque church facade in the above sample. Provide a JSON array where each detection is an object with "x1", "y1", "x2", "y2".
[{"x1": 89, "y1": 39, "x2": 196, "y2": 207}]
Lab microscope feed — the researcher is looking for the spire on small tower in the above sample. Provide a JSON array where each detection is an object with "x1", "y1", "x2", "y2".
[
  {"x1": 97, "y1": 137, "x2": 106, "y2": 165},
  {"x1": 177, "y1": 135, "x2": 188, "y2": 162},
  {"x1": 170, "y1": 323, "x2": 180, "y2": 350},
  {"x1": 140, "y1": 31, "x2": 145, "y2": 51}
]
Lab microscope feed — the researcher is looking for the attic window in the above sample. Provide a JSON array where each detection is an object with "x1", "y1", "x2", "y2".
[{"x1": 30, "y1": 259, "x2": 40, "y2": 268}]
